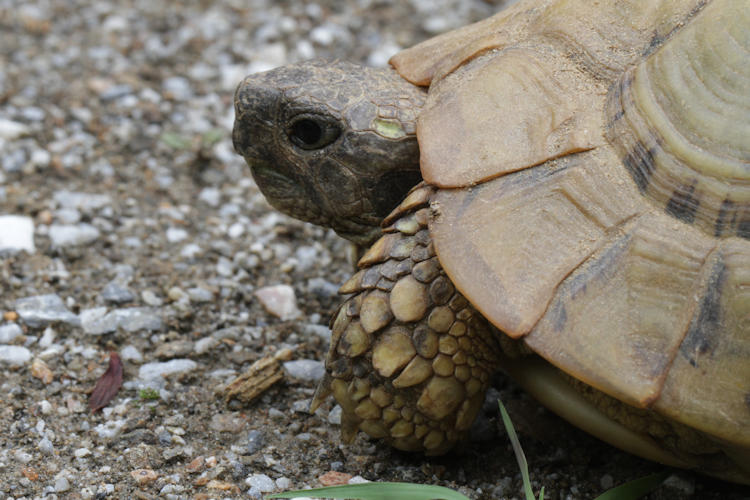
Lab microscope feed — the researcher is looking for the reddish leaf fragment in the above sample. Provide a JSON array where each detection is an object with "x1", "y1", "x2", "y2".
[{"x1": 89, "y1": 352, "x2": 123, "y2": 412}]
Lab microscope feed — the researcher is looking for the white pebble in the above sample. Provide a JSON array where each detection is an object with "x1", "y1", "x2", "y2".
[
  {"x1": 166, "y1": 227, "x2": 188, "y2": 243},
  {"x1": 49, "y1": 223, "x2": 100, "y2": 247},
  {"x1": 245, "y1": 473, "x2": 276, "y2": 493},
  {"x1": 138, "y1": 359, "x2": 198, "y2": 380},
  {"x1": 283, "y1": 360, "x2": 325, "y2": 382},
  {"x1": 74, "y1": 447, "x2": 91, "y2": 458},
  {"x1": 54, "y1": 476, "x2": 70, "y2": 492},
  {"x1": 0, "y1": 323, "x2": 23, "y2": 343},
  {"x1": 38, "y1": 437, "x2": 54, "y2": 454},
  {"x1": 120, "y1": 345, "x2": 143, "y2": 362},
  {"x1": 0, "y1": 215, "x2": 35, "y2": 253},
  {"x1": 255, "y1": 285, "x2": 301, "y2": 321},
  {"x1": 0, "y1": 345, "x2": 32, "y2": 365},
  {"x1": 0, "y1": 118, "x2": 30, "y2": 139}
]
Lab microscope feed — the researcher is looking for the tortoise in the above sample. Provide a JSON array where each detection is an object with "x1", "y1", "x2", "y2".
[{"x1": 233, "y1": 0, "x2": 750, "y2": 484}]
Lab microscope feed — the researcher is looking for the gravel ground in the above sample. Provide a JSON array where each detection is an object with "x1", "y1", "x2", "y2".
[{"x1": 1, "y1": 1, "x2": 748, "y2": 499}]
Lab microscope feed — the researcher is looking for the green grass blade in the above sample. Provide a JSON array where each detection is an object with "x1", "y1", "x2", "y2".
[
  {"x1": 498, "y1": 400, "x2": 539, "y2": 500},
  {"x1": 267, "y1": 482, "x2": 471, "y2": 500},
  {"x1": 593, "y1": 471, "x2": 669, "y2": 500}
]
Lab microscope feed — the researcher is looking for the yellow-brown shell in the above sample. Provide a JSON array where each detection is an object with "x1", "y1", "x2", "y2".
[{"x1": 391, "y1": 0, "x2": 750, "y2": 452}]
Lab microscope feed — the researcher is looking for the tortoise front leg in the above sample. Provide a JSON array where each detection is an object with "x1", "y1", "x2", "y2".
[{"x1": 312, "y1": 185, "x2": 502, "y2": 454}]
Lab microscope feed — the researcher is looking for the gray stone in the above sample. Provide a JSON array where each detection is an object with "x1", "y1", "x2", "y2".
[
  {"x1": 101, "y1": 281, "x2": 135, "y2": 304},
  {"x1": 283, "y1": 359, "x2": 324, "y2": 382},
  {"x1": 0, "y1": 345, "x2": 32, "y2": 365},
  {"x1": 49, "y1": 223, "x2": 100, "y2": 247},
  {"x1": 138, "y1": 359, "x2": 198, "y2": 381},
  {"x1": 15, "y1": 294, "x2": 80, "y2": 327},
  {"x1": 81, "y1": 307, "x2": 163, "y2": 335},
  {"x1": 0, "y1": 323, "x2": 23, "y2": 343}
]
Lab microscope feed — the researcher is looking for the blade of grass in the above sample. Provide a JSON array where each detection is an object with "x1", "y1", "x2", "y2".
[
  {"x1": 593, "y1": 471, "x2": 669, "y2": 500},
  {"x1": 267, "y1": 482, "x2": 471, "y2": 500},
  {"x1": 498, "y1": 400, "x2": 540, "y2": 500}
]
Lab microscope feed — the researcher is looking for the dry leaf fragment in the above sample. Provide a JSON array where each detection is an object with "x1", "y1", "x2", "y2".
[{"x1": 89, "y1": 352, "x2": 123, "y2": 412}]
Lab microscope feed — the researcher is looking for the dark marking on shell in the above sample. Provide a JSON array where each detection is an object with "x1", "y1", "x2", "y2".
[
  {"x1": 746, "y1": 392, "x2": 750, "y2": 412},
  {"x1": 665, "y1": 184, "x2": 700, "y2": 224},
  {"x1": 738, "y1": 215, "x2": 750, "y2": 240},
  {"x1": 714, "y1": 198, "x2": 734, "y2": 237},
  {"x1": 679, "y1": 258, "x2": 726, "y2": 368},
  {"x1": 550, "y1": 301, "x2": 567, "y2": 333},
  {"x1": 621, "y1": 140, "x2": 656, "y2": 193}
]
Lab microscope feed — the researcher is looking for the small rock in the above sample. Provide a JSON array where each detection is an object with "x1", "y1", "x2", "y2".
[
  {"x1": 166, "y1": 227, "x2": 188, "y2": 243},
  {"x1": 0, "y1": 215, "x2": 35, "y2": 253},
  {"x1": 0, "y1": 345, "x2": 32, "y2": 365},
  {"x1": 198, "y1": 187, "x2": 221, "y2": 207},
  {"x1": 0, "y1": 323, "x2": 23, "y2": 343},
  {"x1": 101, "y1": 282, "x2": 135, "y2": 304},
  {"x1": 210, "y1": 413, "x2": 246, "y2": 433},
  {"x1": 53, "y1": 190, "x2": 111, "y2": 211},
  {"x1": 54, "y1": 476, "x2": 71, "y2": 492},
  {"x1": 74, "y1": 447, "x2": 91, "y2": 458},
  {"x1": 283, "y1": 359, "x2": 325, "y2": 382},
  {"x1": 15, "y1": 294, "x2": 80, "y2": 327},
  {"x1": 31, "y1": 358, "x2": 54, "y2": 383},
  {"x1": 138, "y1": 359, "x2": 198, "y2": 380},
  {"x1": 238, "y1": 429, "x2": 265, "y2": 455},
  {"x1": 255, "y1": 285, "x2": 301, "y2": 320},
  {"x1": 48, "y1": 223, "x2": 100, "y2": 247},
  {"x1": 187, "y1": 287, "x2": 213, "y2": 303},
  {"x1": 131, "y1": 468, "x2": 158, "y2": 485},
  {"x1": 38, "y1": 437, "x2": 54, "y2": 454},
  {"x1": 120, "y1": 345, "x2": 143, "y2": 362},
  {"x1": 155, "y1": 340, "x2": 194, "y2": 359},
  {"x1": 0, "y1": 118, "x2": 30, "y2": 139},
  {"x1": 319, "y1": 471, "x2": 352, "y2": 486},
  {"x1": 141, "y1": 290, "x2": 163, "y2": 306},
  {"x1": 245, "y1": 473, "x2": 276, "y2": 493},
  {"x1": 81, "y1": 307, "x2": 163, "y2": 335}
]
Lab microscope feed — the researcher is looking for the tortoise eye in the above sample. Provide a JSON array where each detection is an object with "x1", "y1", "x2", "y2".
[{"x1": 288, "y1": 115, "x2": 341, "y2": 150}]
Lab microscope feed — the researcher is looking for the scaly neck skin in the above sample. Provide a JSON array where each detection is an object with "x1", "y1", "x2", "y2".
[{"x1": 232, "y1": 60, "x2": 427, "y2": 246}]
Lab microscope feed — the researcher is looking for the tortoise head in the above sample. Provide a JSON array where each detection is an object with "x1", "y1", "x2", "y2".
[{"x1": 233, "y1": 60, "x2": 426, "y2": 245}]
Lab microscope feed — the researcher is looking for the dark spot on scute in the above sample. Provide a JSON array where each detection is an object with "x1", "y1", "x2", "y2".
[
  {"x1": 679, "y1": 258, "x2": 726, "y2": 368},
  {"x1": 737, "y1": 216, "x2": 750, "y2": 239},
  {"x1": 551, "y1": 301, "x2": 567, "y2": 332},
  {"x1": 714, "y1": 198, "x2": 734, "y2": 237},
  {"x1": 622, "y1": 140, "x2": 656, "y2": 193},
  {"x1": 665, "y1": 184, "x2": 700, "y2": 223}
]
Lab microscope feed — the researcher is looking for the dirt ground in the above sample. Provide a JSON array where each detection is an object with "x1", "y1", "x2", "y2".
[{"x1": 0, "y1": 1, "x2": 748, "y2": 499}]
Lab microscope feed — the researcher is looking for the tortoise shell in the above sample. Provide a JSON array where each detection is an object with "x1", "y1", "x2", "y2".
[{"x1": 391, "y1": 0, "x2": 749, "y2": 453}]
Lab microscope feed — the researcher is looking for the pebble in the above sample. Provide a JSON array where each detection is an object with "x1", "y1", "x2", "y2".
[
  {"x1": 166, "y1": 227, "x2": 188, "y2": 243},
  {"x1": 38, "y1": 437, "x2": 54, "y2": 454},
  {"x1": 138, "y1": 359, "x2": 198, "y2": 381},
  {"x1": 0, "y1": 345, "x2": 32, "y2": 365},
  {"x1": 283, "y1": 359, "x2": 325, "y2": 382},
  {"x1": 15, "y1": 294, "x2": 80, "y2": 327},
  {"x1": 80, "y1": 307, "x2": 163, "y2": 335},
  {"x1": 255, "y1": 285, "x2": 302, "y2": 320},
  {"x1": 0, "y1": 215, "x2": 35, "y2": 253},
  {"x1": 101, "y1": 281, "x2": 135, "y2": 304},
  {"x1": 0, "y1": 323, "x2": 23, "y2": 343},
  {"x1": 245, "y1": 473, "x2": 276, "y2": 492},
  {"x1": 53, "y1": 190, "x2": 111, "y2": 211},
  {"x1": 120, "y1": 345, "x2": 143, "y2": 362},
  {"x1": 0, "y1": 118, "x2": 30, "y2": 139},
  {"x1": 48, "y1": 223, "x2": 100, "y2": 247},
  {"x1": 187, "y1": 286, "x2": 213, "y2": 302},
  {"x1": 54, "y1": 476, "x2": 71, "y2": 492}
]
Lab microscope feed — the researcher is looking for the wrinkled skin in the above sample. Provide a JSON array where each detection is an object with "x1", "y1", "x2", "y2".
[{"x1": 233, "y1": 60, "x2": 426, "y2": 245}]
